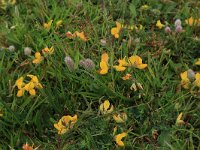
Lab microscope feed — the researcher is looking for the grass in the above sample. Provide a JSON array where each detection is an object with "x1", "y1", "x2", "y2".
[{"x1": 0, "y1": 0, "x2": 200, "y2": 149}]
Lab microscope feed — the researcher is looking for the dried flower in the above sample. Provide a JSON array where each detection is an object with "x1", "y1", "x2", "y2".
[
  {"x1": 64, "y1": 56, "x2": 75, "y2": 72},
  {"x1": 42, "y1": 46, "x2": 54, "y2": 55},
  {"x1": 22, "y1": 143, "x2": 33, "y2": 150},
  {"x1": 176, "y1": 112, "x2": 184, "y2": 126},
  {"x1": 100, "y1": 39, "x2": 107, "y2": 46},
  {"x1": 8, "y1": 45, "x2": 15, "y2": 52},
  {"x1": 24, "y1": 47, "x2": 32, "y2": 56},
  {"x1": 56, "y1": 20, "x2": 63, "y2": 28},
  {"x1": 122, "y1": 74, "x2": 131, "y2": 80},
  {"x1": 187, "y1": 69, "x2": 195, "y2": 81},
  {"x1": 43, "y1": 20, "x2": 53, "y2": 30},
  {"x1": 113, "y1": 112, "x2": 128, "y2": 123},
  {"x1": 174, "y1": 19, "x2": 182, "y2": 27}
]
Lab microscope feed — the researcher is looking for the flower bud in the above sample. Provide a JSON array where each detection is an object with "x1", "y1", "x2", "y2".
[
  {"x1": 175, "y1": 25, "x2": 183, "y2": 33},
  {"x1": 24, "y1": 47, "x2": 32, "y2": 56},
  {"x1": 164, "y1": 26, "x2": 171, "y2": 33},
  {"x1": 64, "y1": 56, "x2": 75, "y2": 72},
  {"x1": 174, "y1": 19, "x2": 182, "y2": 27},
  {"x1": 8, "y1": 45, "x2": 15, "y2": 52}
]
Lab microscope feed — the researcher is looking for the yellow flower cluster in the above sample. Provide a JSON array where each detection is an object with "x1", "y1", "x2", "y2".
[
  {"x1": 15, "y1": 75, "x2": 43, "y2": 97},
  {"x1": 54, "y1": 114, "x2": 77, "y2": 134},
  {"x1": 43, "y1": 20, "x2": 63, "y2": 30},
  {"x1": 66, "y1": 31, "x2": 87, "y2": 42}
]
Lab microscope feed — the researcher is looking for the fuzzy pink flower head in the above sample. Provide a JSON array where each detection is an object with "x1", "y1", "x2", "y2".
[
  {"x1": 164, "y1": 26, "x2": 171, "y2": 33},
  {"x1": 174, "y1": 19, "x2": 182, "y2": 27},
  {"x1": 175, "y1": 25, "x2": 183, "y2": 33},
  {"x1": 64, "y1": 56, "x2": 75, "y2": 72}
]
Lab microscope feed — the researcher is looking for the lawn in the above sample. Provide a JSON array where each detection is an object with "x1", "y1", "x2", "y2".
[{"x1": 0, "y1": 0, "x2": 200, "y2": 149}]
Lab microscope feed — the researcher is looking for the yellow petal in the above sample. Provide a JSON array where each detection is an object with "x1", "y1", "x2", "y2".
[
  {"x1": 193, "y1": 73, "x2": 200, "y2": 87},
  {"x1": 99, "y1": 61, "x2": 108, "y2": 75},
  {"x1": 103, "y1": 100, "x2": 110, "y2": 111},
  {"x1": 137, "y1": 64, "x2": 147, "y2": 69},
  {"x1": 113, "y1": 65, "x2": 126, "y2": 71},
  {"x1": 116, "y1": 22, "x2": 122, "y2": 30},
  {"x1": 115, "y1": 132, "x2": 127, "y2": 147},
  {"x1": 195, "y1": 58, "x2": 200, "y2": 66},
  {"x1": 111, "y1": 27, "x2": 118, "y2": 35},
  {"x1": 17, "y1": 89, "x2": 24, "y2": 97},
  {"x1": 24, "y1": 82, "x2": 35, "y2": 91},
  {"x1": 56, "y1": 20, "x2": 63, "y2": 28},
  {"x1": 122, "y1": 74, "x2": 131, "y2": 80},
  {"x1": 29, "y1": 89, "x2": 36, "y2": 96},
  {"x1": 156, "y1": 20, "x2": 165, "y2": 29},
  {"x1": 101, "y1": 53, "x2": 109, "y2": 63}
]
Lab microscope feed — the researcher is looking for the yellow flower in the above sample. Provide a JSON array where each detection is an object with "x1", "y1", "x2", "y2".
[
  {"x1": 42, "y1": 46, "x2": 54, "y2": 55},
  {"x1": 185, "y1": 17, "x2": 200, "y2": 26},
  {"x1": 15, "y1": 77, "x2": 25, "y2": 97},
  {"x1": 43, "y1": 20, "x2": 53, "y2": 30},
  {"x1": 65, "y1": 31, "x2": 76, "y2": 39},
  {"x1": 180, "y1": 71, "x2": 190, "y2": 89},
  {"x1": 113, "y1": 57, "x2": 129, "y2": 72},
  {"x1": 140, "y1": 4, "x2": 149, "y2": 10},
  {"x1": 156, "y1": 20, "x2": 165, "y2": 29},
  {"x1": 195, "y1": 58, "x2": 200, "y2": 66},
  {"x1": 54, "y1": 114, "x2": 77, "y2": 134},
  {"x1": 75, "y1": 31, "x2": 87, "y2": 42},
  {"x1": 111, "y1": 22, "x2": 122, "y2": 38},
  {"x1": 193, "y1": 73, "x2": 200, "y2": 88},
  {"x1": 27, "y1": 74, "x2": 43, "y2": 89},
  {"x1": 24, "y1": 82, "x2": 36, "y2": 96},
  {"x1": 56, "y1": 20, "x2": 63, "y2": 28},
  {"x1": 128, "y1": 55, "x2": 147, "y2": 69},
  {"x1": 122, "y1": 74, "x2": 132, "y2": 80},
  {"x1": 98, "y1": 53, "x2": 109, "y2": 75},
  {"x1": 176, "y1": 112, "x2": 184, "y2": 126},
  {"x1": 114, "y1": 132, "x2": 128, "y2": 147},
  {"x1": 32, "y1": 52, "x2": 43, "y2": 64},
  {"x1": 99, "y1": 100, "x2": 114, "y2": 114},
  {"x1": 113, "y1": 113, "x2": 128, "y2": 123}
]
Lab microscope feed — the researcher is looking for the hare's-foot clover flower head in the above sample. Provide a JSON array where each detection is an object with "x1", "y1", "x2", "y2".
[
  {"x1": 165, "y1": 26, "x2": 171, "y2": 33},
  {"x1": 42, "y1": 46, "x2": 54, "y2": 55},
  {"x1": 111, "y1": 22, "x2": 122, "y2": 38},
  {"x1": 128, "y1": 55, "x2": 147, "y2": 69},
  {"x1": 24, "y1": 47, "x2": 32, "y2": 56},
  {"x1": 64, "y1": 56, "x2": 75, "y2": 72},
  {"x1": 54, "y1": 114, "x2": 78, "y2": 134},
  {"x1": 114, "y1": 132, "x2": 128, "y2": 147},
  {"x1": 113, "y1": 112, "x2": 128, "y2": 123},
  {"x1": 175, "y1": 25, "x2": 183, "y2": 33},
  {"x1": 32, "y1": 52, "x2": 43, "y2": 64},
  {"x1": 8, "y1": 45, "x2": 15, "y2": 52},
  {"x1": 174, "y1": 19, "x2": 182, "y2": 27},
  {"x1": 79, "y1": 58, "x2": 95, "y2": 71},
  {"x1": 99, "y1": 100, "x2": 114, "y2": 114},
  {"x1": 156, "y1": 20, "x2": 165, "y2": 29},
  {"x1": 98, "y1": 53, "x2": 109, "y2": 75}
]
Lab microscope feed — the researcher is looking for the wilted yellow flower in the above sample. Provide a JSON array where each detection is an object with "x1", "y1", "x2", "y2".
[
  {"x1": 122, "y1": 74, "x2": 132, "y2": 80},
  {"x1": 128, "y1": 55, "x2": 147, "y2": 69},
  {"x1": 75, "y1": 31, "x2": 87, "y2": 42},
  {"x1": 156, "y1": 20, "x2": 165, "y2": 29},
  {"x1": 185, "y1": 17, "x2": 200, "y2": 26},
  {"x1": 113, "y1": 57, "x2": 129, "y2": 71},
  {"x1": 195, "y1": 58, "x2": 200, "y2": 66},
  {"x1": 114, "y1": 132, "x2": 127, "y2": 147},
  {"x1": 32, "y1": 52, "x2": 43, "y2": 64},
  {"x1": 42, "y1": 46, "x2": 54, "y2": 55},
  {"x1": 56, "y1": 20, "x2": 63, "y2": 28},
  {"x1": 54, "y1": 114, "x2": 78, "y2": 134},
  {"x1": 193, "y1": 73, "x2": 200, "y2": 88},
  {"x1": 176, "y1": 112, "x2": 184, "y2": 126},
  {"x1": 111, "y1": 22, "x2": 122, "y2": 38},
  {"x1": 22, "y1": 143, "x2": 33, "y2": 150},
  {"x1": 113, "y1": 113, "x2": 127, "y2": 123},
  {"x1": 43, "y1": 20, "x2": 53, "y2": 30},
  {"x1": 99, "y1": 100, "x2": 114, "y2": 114},
  {"x1": 98, "y1": 53, "x2": 109, "y2": 75}
]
